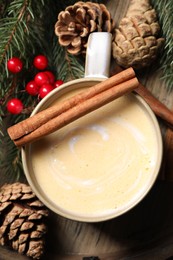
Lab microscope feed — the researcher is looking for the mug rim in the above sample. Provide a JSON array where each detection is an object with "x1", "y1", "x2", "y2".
[{"x1": 22, "y1": 78, "x2": 163, "y2": 222}]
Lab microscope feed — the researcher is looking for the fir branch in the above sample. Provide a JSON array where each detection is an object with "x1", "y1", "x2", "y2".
[
  {"x1": 0, "y1": 124, "x2": 22, "y2": 182},
  {"x1": 39, "y1": 0, "x2": 85, "y2": 81},
  {"x1": 64, "y1": 52, "x2": 85, "y2": 81},
  {"x1": 52, "y1": 37, "x2": 85, "y2": 81},
  {"x1": 0, "y1": 0, "x2": 104, "y2": 182},
  {"x1": 0, "y1": 0, "x2": 47, "y2": 181},
  {"x1": 151, "y1": 0, "x2": 173, "y2": 91},
  {"x1": 0, "y1": 0, "x2": 30, "y2": 75}
]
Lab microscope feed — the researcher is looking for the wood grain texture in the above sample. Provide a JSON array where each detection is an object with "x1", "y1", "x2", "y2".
[
  {"x1": 1, "y1": 0, "x2": 173, "y2": 259},
  {"x1": 162, "y1": 107, "x2": 173, "y2": 181}
]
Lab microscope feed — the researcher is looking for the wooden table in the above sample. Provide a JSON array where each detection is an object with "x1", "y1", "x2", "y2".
[{"x1": 1, "y1": 1, "x2": 173, "y2": 259}]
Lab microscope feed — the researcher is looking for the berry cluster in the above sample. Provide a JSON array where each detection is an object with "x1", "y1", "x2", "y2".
[{"x1": 6, "y1": 55, "x2": 64, "y2": 114}]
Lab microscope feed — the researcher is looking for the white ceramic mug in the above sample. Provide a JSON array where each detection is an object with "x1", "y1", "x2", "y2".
[{"x1": 22, "y1": 33, "x2": 162, "y2": 222}]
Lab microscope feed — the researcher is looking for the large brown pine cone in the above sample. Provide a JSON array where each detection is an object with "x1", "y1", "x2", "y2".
[
  {"x1": 55, "y1": 1, "x2": 114, "y2": 55},
  {"x1": 0, "y1": 182, "x2": 49, "y2": 259},
  {"x1": 112, "y1": 0, "x2": 164, "y2": 69}
]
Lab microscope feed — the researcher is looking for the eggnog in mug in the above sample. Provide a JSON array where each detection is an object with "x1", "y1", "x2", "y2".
[{"x1": 25, "y1": 82, "x2": 162, "y2": 222}]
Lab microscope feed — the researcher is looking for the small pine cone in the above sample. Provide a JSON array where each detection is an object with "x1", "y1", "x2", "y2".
[
  {"x1": 112, "y1": 0, "x2": 164, "y2": 69},
  {"x1": 0, "y1": 182, "x2": 49, "y2": 259},
  {"x1": 55, "y1": 1, "x2": 114, "y2": 55}
]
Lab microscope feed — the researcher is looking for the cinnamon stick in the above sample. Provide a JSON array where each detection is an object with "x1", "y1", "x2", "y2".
[
  {"x1": 8, "y1": 67, "x2": 135, "y2": 142},
  {"x1": 9, "y1": 77, "x2": 139, "y2": 147},
  {"x1": 135, "y1": 83, "x2": 173, "y2": 129},
  {"x1": 112, "y1": 66, "x2": 173, "y2": 129}
]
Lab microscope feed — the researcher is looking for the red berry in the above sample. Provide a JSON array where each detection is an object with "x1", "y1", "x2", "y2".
[
  {"x1": 26, "y1": 80, "x2": 40, "y2": 96},
  {"x1": 7, "y1": 57, "x2": 23, "y2": 73},
  {"x1": 7, "y1": 98, "x2": 23, "y2": 114},
  {"x1": 54, "y1": 79, "x2": 64, "y2": 88},
  {"x1": 33, "y1": 55, "x2": 48, "y2": 70},
  {"x1": 34, "y1": 72, "x2": 50, "y2": 87},
  {"x1": 44, "y1": 71, "x2": 55, "y2": 84},
  {"x1": 39, "y1": 84, "x2": 54, "y2": 99}
]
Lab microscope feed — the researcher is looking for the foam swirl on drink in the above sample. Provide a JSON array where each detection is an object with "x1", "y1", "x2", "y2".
[{"x1": 31, "y1": 94, "x2": 159, "y2": 219}]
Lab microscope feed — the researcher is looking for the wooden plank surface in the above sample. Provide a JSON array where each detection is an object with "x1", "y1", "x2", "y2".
[{"x1": 1, "y1": 0, "x2": 173, "y2": 259}]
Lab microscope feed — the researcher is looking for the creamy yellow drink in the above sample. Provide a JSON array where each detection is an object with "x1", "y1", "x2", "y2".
[{"x1": 30, "y1": 89, "x2": 160, "y2": 220}]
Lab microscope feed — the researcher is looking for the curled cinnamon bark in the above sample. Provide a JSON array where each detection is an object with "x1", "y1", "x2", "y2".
[{"x1": 7, "y1": 68, "x2": 138, "y2": 147}]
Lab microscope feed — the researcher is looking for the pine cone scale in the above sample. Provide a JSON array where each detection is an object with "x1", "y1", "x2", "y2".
[
  {"x1": 27, "y1": 241, "x2": 44, "y2": 259},
  {"x1": 18, "y1": 243, "x2": 26, "y2": 254},
  {"x1": 132, "y1": 37, "x2": 145, "y2": 48},
  {"x1": 19, "y1": 233, "x2": 29, "y2": 244},
  {"x1": 8, "y1": 228, "x2": 18, "y2": 240},
  {"x1": 0, "y1": 201, "x2": 11, "y2": 211},
  {"x1": 10, "y1": 218, "x2": 24, "y2": 230},
  {"x1": 1, "y1": 194, "x2": 11, "y2": 202},
  {"x1": 0, "y1": 225, "x2": 7, "y2": 239},
  {"x1": 144, "y1": 9, "x2": 157, "y2": 23}
]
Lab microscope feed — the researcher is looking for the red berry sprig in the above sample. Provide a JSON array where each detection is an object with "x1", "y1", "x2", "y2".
[
  {"x1": 25, "y1": 81, "x2": 40, "y2": 96},
  {"x1": 6, "y1": 54, "x2": 64, "y2": 115},
  {"x1": 44, "y1": 71, "x2": 55, "y2": 84},
  {"x1": 33, "y1": 55, "x2": 48, "y2": 70},
  {"x1": 34, "y1": 72, "x2": 50, "y2": 87},
  {"x1": 54, "y1": 80, "x2": 64, "y2": 88},
  {"x1": 7, "y1": 98, "x2": 23, "y2": 114},
  {"x1": 7, "y1": 57, "x2": 23, "y2": 74},
  {"x1": 26, "y1": 70, "x2": 63, "y2": 99},
  {"x1": 27, "y1": 55, "x2": 64, "y2": 99},
  {"x1": 39, "y1": 84, "x2": 54, "y2": 99}
]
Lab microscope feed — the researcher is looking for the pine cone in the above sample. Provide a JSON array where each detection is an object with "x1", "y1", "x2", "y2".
[
  {"x1": 55, "y1": 1, "x2": 114, "y2": 55},
  {"x1": 112, "y1": 0, "x2": 164, "y2": 69},
  {"x1": 0, "y1": 182, "x2": 49, "y2": 259}
]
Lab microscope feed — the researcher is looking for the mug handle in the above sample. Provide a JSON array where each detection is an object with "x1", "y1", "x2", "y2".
[{"x1": 84, "y1": 32, "x2": 112, "y2": 79}]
